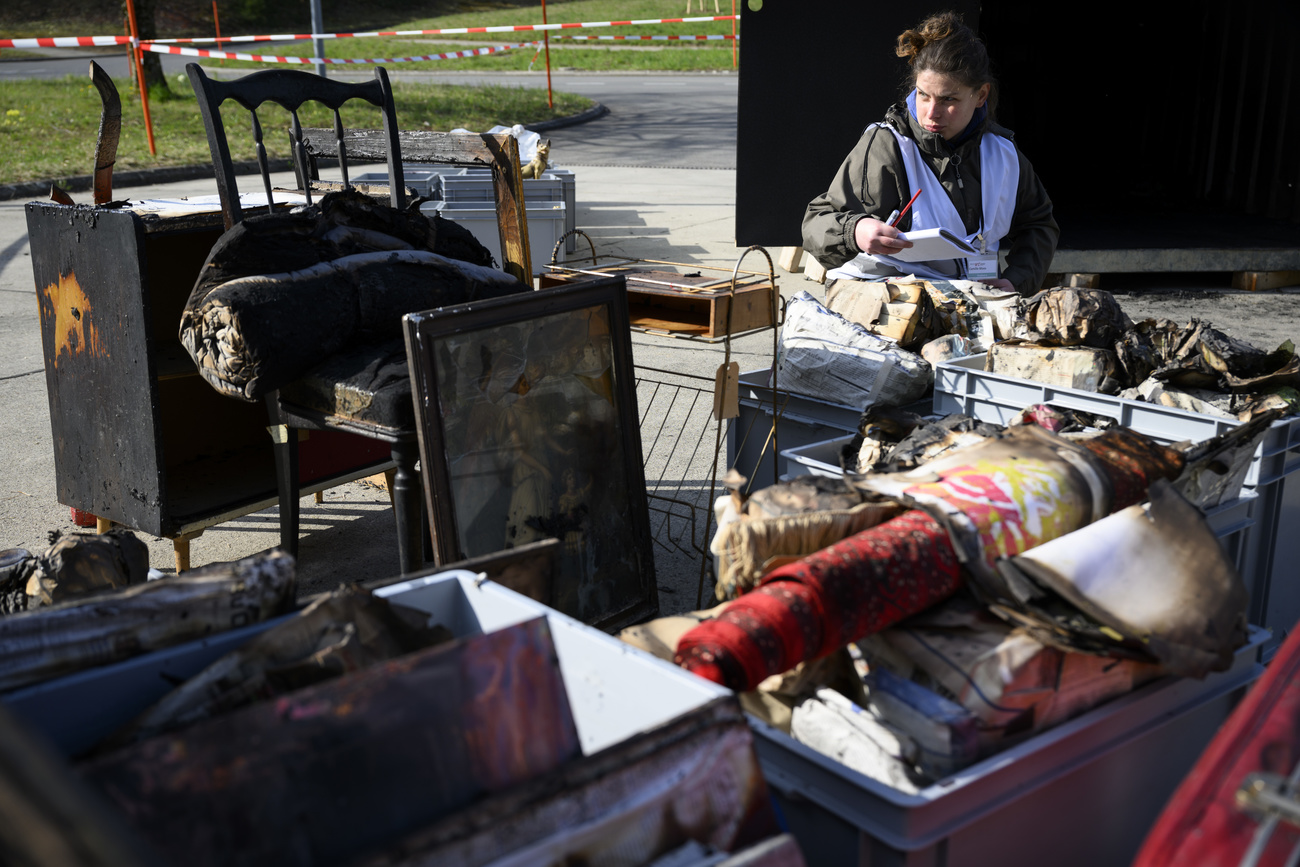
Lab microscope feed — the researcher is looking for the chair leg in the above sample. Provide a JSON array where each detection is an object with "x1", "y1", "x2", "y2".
[
  {"x1": 265, "y1": 392, "x2": 301, "y2": 559},
  {"x1": 390, "y1": 439, "x2": 424, "y2": 575}
]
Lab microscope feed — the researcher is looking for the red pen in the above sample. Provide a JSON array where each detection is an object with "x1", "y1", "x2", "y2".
[{"x1": 890, "y1": 188, "x2": 922, "y2": 227}]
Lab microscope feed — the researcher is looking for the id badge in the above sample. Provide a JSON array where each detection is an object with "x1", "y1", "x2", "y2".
[{"x1": 966, "y1": 253, "x2": 999, "y2": 281}]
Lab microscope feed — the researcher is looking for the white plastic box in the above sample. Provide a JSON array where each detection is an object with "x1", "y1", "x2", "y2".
[
  {"x1": 934, "y1": 353, "x2": 1300, "y2": 658},
  {"x1": 755, "y1": 626, "x2": 1267, "y2": 867},
  {"x1": 1, "y1": 571, "x2": 730, "y2": 760},
  {"x1": 422, "y1": 199, "x2": 568, "y2": 279}
]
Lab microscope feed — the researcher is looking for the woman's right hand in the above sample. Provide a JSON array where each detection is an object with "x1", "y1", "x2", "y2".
[{"x1": 854, "y1": 216, "x2": 914, "y2": 256}]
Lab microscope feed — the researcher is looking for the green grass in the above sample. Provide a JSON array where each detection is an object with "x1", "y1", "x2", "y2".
[
  {"x1": 0, "y1": 76, "x2": 594, "y2": 186},
  {"x1": 0, "y1": 1, "x2": 737, "y2": 185},
  {"x1": 177, "y1": 0, "x2": 739, "y2": 72}
]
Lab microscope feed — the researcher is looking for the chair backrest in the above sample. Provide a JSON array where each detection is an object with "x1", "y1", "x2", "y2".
[{"x1": 186, "y1": 63, "x2": 405, "y2": 230}]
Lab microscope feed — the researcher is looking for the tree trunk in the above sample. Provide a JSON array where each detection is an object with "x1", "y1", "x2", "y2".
[{"x1": 124, "y1": 0, "x2": 171, "y2": 95}]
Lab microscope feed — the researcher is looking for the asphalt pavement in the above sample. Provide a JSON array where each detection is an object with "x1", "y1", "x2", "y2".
[{"x1": 1, "y1": 63, "x2": 1298, "y2": 614}]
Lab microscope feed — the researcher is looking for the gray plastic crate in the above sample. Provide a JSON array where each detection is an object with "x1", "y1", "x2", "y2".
[
  {"x1": 349, "y1": 169, "x2": 442, "y2": 199},
  {"x1": 781, "y1": 434, "x2": 855, "y2": 479},
  {"x1": 727, "y1": 370, "x2": 865, "y2": 491},
  {"x1": 2, "y1": 571, "x2": 731, "y2": 760},
  {"x1": 1242, "y1": 441, "x2": 1300, "y2": 659},
  {"x1": 442, "y1": 167, "x2": 577, "y2": 253},
  {"x1": 421, "y1": 200, "x2": 567, "y2": 279},
  {"x1": 0, "y1": 615, "x2": 296, "y2": 757},
  {"x1": 755, "y1": 626, "x2": 1267, "y2": 867},
  {"x1": 402, "y1": 163, "x2": 483, "y2": 199},
  {"x1": 934, "y1": 355, "x2": 1300, "y2": 487},
  {"x1": 934, "y1": 353, "x2": 1300, "y2": 658},
  {"x1": 441, "y1": 171, "x2": 564, "y2": 203}
]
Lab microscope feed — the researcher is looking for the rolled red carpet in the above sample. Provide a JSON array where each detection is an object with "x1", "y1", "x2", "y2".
[{"x1": 676, "y1": 509, "x2": 962, "y2": 692}]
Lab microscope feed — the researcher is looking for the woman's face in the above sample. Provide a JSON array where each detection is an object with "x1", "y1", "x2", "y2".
[{"x1": 914, "y1": 70, "x2": 990, "y2": 141}]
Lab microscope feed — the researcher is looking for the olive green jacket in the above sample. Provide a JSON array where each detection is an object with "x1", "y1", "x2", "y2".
[{"x1": 801, "y1": 103, "x2": 1059, "y2": 296}]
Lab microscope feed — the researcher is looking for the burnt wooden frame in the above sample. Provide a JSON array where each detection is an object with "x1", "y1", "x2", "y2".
[
  {"x1": 185, "y1": 63, "x2": 403, "y2": 230},
  {"x1": 403, "y1": 277, "x2": 658, "y2": 632},
  {"x1": 300, "y1": 128, "x2": 533, "y2": 284}
]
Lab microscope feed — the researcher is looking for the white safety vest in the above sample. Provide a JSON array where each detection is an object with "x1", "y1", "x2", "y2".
[{"x1": 827, "y1": 124, "x2": 1020, "y2": 282}]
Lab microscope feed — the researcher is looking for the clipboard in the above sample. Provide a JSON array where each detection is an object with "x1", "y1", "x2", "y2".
[{"x1": 888, "y1": 227, "x2": 977, "y2": 262}]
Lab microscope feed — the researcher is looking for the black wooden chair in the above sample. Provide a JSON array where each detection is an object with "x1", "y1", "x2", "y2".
[{"x1": 186, "y1": 62, "x2": 424, "y2": 574}]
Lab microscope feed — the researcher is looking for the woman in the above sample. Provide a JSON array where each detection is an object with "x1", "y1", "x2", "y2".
[{"x1": 801, "y1": 12, "x2": 1058, "y2": 296}]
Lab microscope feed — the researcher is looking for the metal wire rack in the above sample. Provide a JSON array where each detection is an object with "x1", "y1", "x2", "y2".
[
  {"x1": 635, "y1": 365, "x2": 726, "y2": 607},
  {"x1": 629, "y1": 245, "x2": 783, "y2": 609}
]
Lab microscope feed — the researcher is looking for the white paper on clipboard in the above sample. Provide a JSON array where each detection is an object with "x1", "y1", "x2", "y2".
[{"x1": 887, "y1": 227, "x2": 977, "y2": 262}]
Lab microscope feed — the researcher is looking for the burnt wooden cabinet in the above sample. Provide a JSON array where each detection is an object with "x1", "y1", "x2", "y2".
[{"x1": 26, "y1": 201, "x2": 390, "y2": 548}]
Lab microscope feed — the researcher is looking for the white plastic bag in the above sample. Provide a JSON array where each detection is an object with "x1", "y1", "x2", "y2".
[{"x1": 773, "y1": 291, "x2": 932, "y2": 408}]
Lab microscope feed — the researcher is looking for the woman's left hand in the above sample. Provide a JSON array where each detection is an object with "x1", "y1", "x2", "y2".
[{"x1": 978, "y1": 277, "x2": 1016, "y2": 292}]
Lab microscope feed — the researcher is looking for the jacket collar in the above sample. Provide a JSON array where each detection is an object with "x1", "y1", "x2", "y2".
[{"x1": 891, "y1": 92, "x2": 989, "y2": 154}]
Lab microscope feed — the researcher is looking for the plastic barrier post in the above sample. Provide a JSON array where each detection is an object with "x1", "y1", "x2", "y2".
[
  {"x1": 123, "y1": 0, "x2": 157, "y2": 156},
  {"x1": 542, "y1": 0, "x2": 553, "y2": 108},
  {"x1": 732, "y1": 0, "x2": 737, "y2": 68}
]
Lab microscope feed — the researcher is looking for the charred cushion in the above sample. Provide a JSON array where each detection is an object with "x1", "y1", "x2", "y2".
[
  {"x1": 276, "y1": 338, "x2": 415, "y2": 430},
  {"x1": 179, "y1": 190, "x2": 526, "y2": 403}
]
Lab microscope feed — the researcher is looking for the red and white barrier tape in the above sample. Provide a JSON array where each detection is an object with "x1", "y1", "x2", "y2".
[
  {"x1": 141, "y1": 41, "x2": 525, "y2": 64},
  {"x1": 0, "y1": 35, "x2": 130, "y2": 49},
  {"x1": 139, "y1": 16, "x2": 737, "y2": 44},
  {"x1": 1, "y1": 16, "x2": 736, "y2": 53},
  {"x1": 552, "y1": 34, "x2": 736, "y2": 41}
]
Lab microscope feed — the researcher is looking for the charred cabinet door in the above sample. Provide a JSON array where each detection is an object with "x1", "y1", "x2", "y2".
[
  {"x1": 26, "y1": 204, "x2": 166, "y2": 536},
  {"x1": 735, "y1": 0, "x2": 979, "y2": 248}
]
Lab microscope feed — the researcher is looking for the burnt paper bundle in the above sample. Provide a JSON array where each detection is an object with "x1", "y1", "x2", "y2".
[
  {"x1": 102, "y1": 583, "x2": 452, "y2": 750},
  {"x1": 0, "y1": 529, "x2": 151, "y2": 614},
  {"x1": 21, "y1": 529, "x2": 150, "y2": 608},
  {"x1": 1021, "y1": 287, "x2": 1134, "y2": 349},
  {"x1": 0, "y1": 550, "x2": 296, "y2": 693},
  {"x1": 179, "y1": 190, "x2": 527, "y2": 402},
  {"x1": 676, "y1": 427, "x2": 1187, "y2": 693}
]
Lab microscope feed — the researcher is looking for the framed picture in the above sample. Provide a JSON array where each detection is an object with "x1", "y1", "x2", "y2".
[{"x1": 403, "y1": 276, "x2": 658, "y2": 631}]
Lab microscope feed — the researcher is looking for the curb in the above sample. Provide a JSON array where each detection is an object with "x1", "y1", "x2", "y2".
[
  {"x1": 0, "y1": 103, "x2": 608, "y2": 202},
  {"x1": 526, "y1": 101, "x2": 608, "y2": 132}
]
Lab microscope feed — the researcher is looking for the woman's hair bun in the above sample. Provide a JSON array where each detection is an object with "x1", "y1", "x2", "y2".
[{"x1": 895, "y1": 12, "x2": 962, "y2": 65}]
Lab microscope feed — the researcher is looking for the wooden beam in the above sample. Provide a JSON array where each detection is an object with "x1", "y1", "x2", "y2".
[
  {"x1": 777, "y1": 246, "x2": 804, "y2": 272},
  {"x1": 1064, "y1": 273, "x2": 1101, "y2": 289},
  {"x1": 301, "y1": 129, "x2": 532, "y2": 284},
  {"x1": 1232, "y1": 270, "x2": 1300, "y2": 292},
  {"x1": 804, "y1": 256, "x2": 827, "y2": 284}
]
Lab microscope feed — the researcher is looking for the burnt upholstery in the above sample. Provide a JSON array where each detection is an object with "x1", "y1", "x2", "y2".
[{"x1": 277, "y1": 340, "x2": 415, "y2": 430}]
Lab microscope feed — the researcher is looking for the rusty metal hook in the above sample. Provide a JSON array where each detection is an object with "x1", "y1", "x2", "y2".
[{"x1": 550, "y1": 229, "x2": 598, "y2": 267}]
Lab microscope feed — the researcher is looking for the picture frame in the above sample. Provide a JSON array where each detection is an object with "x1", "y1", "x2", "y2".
[{"x1": 403, "y1": 276, "x2": 658, "y2": 631}]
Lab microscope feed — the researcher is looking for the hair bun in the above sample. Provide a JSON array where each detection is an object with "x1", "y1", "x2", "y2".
[
  {"x1": 895, "y1": 12, "x2": 962, "y2": 64},
  {"x1": 894, "y1": 29, "x2": 926, "y2": 64}
]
